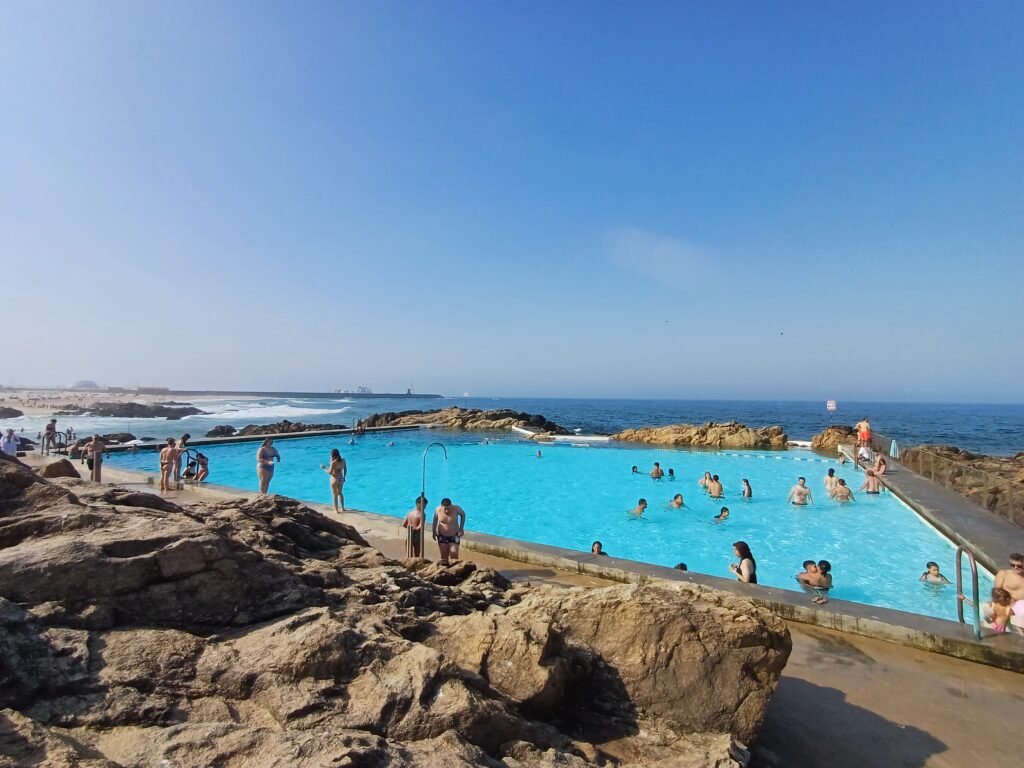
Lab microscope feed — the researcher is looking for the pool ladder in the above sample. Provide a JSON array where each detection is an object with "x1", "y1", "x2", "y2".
[{"x1": 955, "y1": 545, "x2": 982, "y2": 640}]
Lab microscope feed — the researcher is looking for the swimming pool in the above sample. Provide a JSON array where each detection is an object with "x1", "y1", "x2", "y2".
[{"x1": 107, "y1": 429, "x2": 992, "y2": 620}]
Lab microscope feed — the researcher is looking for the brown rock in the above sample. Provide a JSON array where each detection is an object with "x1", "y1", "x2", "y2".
[
  {"x1": 613, "y1": 421, "x2": 788, "y2": 450},
  {"x1": 364, "y1": 406, "x2": 571, "y2": 435},
  {"x1": 810, "y1": 424, "x2": 857, "y2": 452},
  {"x1": 38, "y1": 459, "x2": 82, "y2": 480},
  {"x1": 0, "y1": 462, "x2": 788, "y2": 767}
]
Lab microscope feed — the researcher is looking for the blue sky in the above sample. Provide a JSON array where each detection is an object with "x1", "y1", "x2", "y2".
[{"x1": 2, "y1": 1, "x2": 1021, "y2": 401}]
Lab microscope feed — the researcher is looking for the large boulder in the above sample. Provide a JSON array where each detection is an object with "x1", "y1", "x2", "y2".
[
  {"x1": 53, "y1": 402, "x2": 204, "y2": 419},
  {"x1": 205, "y1": 424, "x2": 237, "y2": 438},
  {"x1": 613, "y1": 421, "x2": 788, "y2": 450},
  {"x1": 363, "y1": 407, "x2": 571, "y2": 435},
  {"x1": 38, "y1": 459, "x2": 81, "y2": 479},
  {"x1": 0, "y1": 454, "x2": 789, "y2": 766},
  {"x1": 0, "y1": 406, "x2": 23, "y2": 418},
  {"x1": 810, "y1": 424, "x2": 857, "y2": 452}
]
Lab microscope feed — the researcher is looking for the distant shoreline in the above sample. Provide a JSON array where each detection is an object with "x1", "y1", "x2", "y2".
[{"x1": 1, "y1": 388, "x2": 443, "y2": 401}]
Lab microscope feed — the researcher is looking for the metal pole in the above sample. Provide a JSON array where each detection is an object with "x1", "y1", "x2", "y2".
[{"x1": 421, "y1": 442, "x2": 448, "y2": 500}]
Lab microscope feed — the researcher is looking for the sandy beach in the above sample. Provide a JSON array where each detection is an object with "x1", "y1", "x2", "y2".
[{"x1": 0, "y1": 389, "x2": 230, "y2": 416}]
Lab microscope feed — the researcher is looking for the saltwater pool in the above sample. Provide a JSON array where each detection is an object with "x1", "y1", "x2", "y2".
[{"x1": 107, "y1": 429, "x2": 992, "y2": 620}]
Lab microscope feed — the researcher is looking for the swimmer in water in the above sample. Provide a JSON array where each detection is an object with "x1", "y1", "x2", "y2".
[
  {"x1": 670, "y1": 493, "x2": 684, "y2": 508},
  {"x1": 741, "y1": 479, "x2": 752, "y2": 498},
  {"x1": 631, "y1": 465, "x2": 639, "y2": 474},
  {"x1": 787, "y1": 477, "x2": 813, "y2": 506},
  {"x1": 699, "y1": 471, "x2": 713, "y2": 489},
  {"x1": 537, "y1": 450, "x2": 542, "y2": 458},
  {"x1": 830, "y1": 479, "x2": 855, "y2": 502},
  {"x1": 824, "y1": 467, "x2": 839, "y2": 494},
  {"x1": 714, "y1": 506, "x2": 730, "y2": 521},
  {"x1": 629, "y1": 498, "x2": 648, "y2": 517},
  {"x1": 708, "y1": 474, "x2": 724, "y2": 498},
  {"x1": 920, "y1": 561, "x2": 951, "y2": 584},
  {"x1": 650, "y1": 462, "x2": 664, "y2": 479},
  {"x1": 667, "y1": 468, "x2": 675, "y2": 480},
  {"x1": 859, "y1": 470, "x2": 882, "y2": 494},
  {"x1": 591, "y1": 541, "x2": 608, "y2": 556}
]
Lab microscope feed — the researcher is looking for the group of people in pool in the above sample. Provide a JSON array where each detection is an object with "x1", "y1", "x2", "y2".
[{"x1": 924, "y1": 554, "x2": 1024, "y2": 635}]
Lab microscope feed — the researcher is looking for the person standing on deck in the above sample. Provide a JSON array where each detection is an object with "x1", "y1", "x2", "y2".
[
  {"x1": 174, "y1": 433, "x2": 191, "y2": 489},
  {"x1": 81, "y1": 434, "x2": 106, "y2": 482},
  {"x1": 403, "y1": 495, "x2": 427, "y2": 558},
  {"x1": 159, "y1": 438, "x2": 176, "y2": 492},
  {"x1": 856, "y1": 417, "x2": 872, "y2": 447},
  {"x1": 320, "y1": 448, "x2": 347, "y2": 512},
  {"x1": 257, "y1": 438, "x2": 281, "y2": 494},
  {"x1": 43, "y1": 419, "x2": 58, "y2": 455},
  {"x1": 432, "y1": 498, "x2": 466, "y2": 565},
  {"x1": 1, "y1": 429, "x2": 17, "y2": 457}
]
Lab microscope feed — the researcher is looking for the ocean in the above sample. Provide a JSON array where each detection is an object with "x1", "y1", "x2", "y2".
[{"x1": 5, "y1": 396, "x2": 1023, "y2": 455}]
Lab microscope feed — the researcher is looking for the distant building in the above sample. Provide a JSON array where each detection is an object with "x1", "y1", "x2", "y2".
[
  {"x1": 71, "y1": 380, "x2": 99, "y2": 390},
  {"x1": 135, "y1": 386, "x2": 171, "y2": 394}
]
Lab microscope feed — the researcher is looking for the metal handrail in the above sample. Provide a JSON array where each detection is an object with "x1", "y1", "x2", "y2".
[
  {"x1": 421, "y1": 441, "x2": 448, "y2": 500},
  {"x1": 955, "y1": 545, "x2": 982, "y2": 640}
]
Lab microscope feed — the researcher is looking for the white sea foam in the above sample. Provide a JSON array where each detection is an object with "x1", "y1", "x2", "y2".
[{"x1": 184, "y1": 404, "x2": 352, "y2": 421}]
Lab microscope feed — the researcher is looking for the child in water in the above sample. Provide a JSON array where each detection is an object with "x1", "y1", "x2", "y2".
[{"x1": 919, "y1": 561, "x2": 952, "y2": 584}]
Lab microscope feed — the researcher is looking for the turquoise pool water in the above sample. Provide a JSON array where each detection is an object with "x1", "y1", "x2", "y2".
[{"x1": 107, "y1": 429, "x2": 992, "y2": 620}]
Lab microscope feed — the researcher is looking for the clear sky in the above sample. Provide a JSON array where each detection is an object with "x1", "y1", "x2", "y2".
[{"x1": 2, "y1": 1, "x2": 1021, "y2": 401}]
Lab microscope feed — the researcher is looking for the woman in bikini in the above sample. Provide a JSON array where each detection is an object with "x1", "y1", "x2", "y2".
[
  {"x1": 320, "y1": 448, "x2": 348, "y2": 512},
  {"x1": 257, "y1": 438, "x2": 281, "y2": 494},
  {"x1": 158, "y1": 437, "x2": 176, "y2": 492}
]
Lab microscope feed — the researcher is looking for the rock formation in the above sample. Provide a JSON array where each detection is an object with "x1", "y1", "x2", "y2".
[
  {"x1": 0, "y1": 454, "x2": 790, "y2": 767},
  {"x1": 54, "y1": 402, "x2": 204, "y2": 420},
  {"x1": 235, "y1": 420, "x2": 346, "y2": 436},
  {"x1": 206, "y1": 424, "x2": 238, "y2": 437},
  {"x1": 900, "y1": 445, "x2": 1024, "y2": 522},
  {"x1": 810, "y1": 424, "x2": 857, "y2": 453},
  {"x1": 363, "y1": 407, "x2": 571, "y2": 435},
  {"x1": 36, "y1": 458, "x2": 81, "y2": 479},
  {"x1": 613, "y1": 422, "x2": 788, "y2": 450},
  {"x1": 0, "y1": 407, "x2": 23, "y2": 419}
]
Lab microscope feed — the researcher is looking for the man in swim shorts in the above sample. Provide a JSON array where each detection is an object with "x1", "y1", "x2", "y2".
[
  {"x1": 787, "y1": 477, "x2": 813, "y2": 506},
  {"x1": 855, "y1": 417, "x2": 871, "y2": 447},
  {"x1": 650, "y1": 462, "x2": 664, "y2": 479},
  {"x1": 404, "y1": 495, "x2": 427, "y2": 558},
  {"x1": 629, "y1": 498, "x2": 648, "y2": 516},
  {"x1": 796, "y1": 560, "x2": 823, "y2": 587},
  {"x1": 994, "y1": 554, "x2": 1024, "y2": 602},
  {"x1": 432, "y1": 497, "x2": 466, "y2": 565}
]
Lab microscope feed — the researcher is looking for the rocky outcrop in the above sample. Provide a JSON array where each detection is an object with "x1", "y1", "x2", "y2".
[
  {"x1": 53, "y1": 402, "x2": 204, "y2": 420},
  {"x1": 37, "y1": 458, "x2": 81, "y2": 479},
  {"x1": 810, "y1": 425, "x2": 857, "y2": 452},
  {"x1": 901, "y1": 445, "x2": 1024, "y2": 522},
  {"x1": 0, "y1": 407, "x2": 23, "y2": 419},
  {"x1": 613, "y1": 421, "x2": 788, "y2": 450},
  {"x1": 363, "y1": 407, "x2": 571, "y2": 435},
  {"x1": 206, "y1": 424, "x2": 238, "y2": 438},
  {"x1": 236, "y1": 420, "x2": 346, "y2": 436},
  {"x1": 0, "y1": 454, "x2": 789, "y2": 767}
]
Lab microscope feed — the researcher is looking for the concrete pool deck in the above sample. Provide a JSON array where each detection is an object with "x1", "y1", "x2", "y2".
[{"x1": 17, "y1": 454, "x2": 1024, "y2": 768}]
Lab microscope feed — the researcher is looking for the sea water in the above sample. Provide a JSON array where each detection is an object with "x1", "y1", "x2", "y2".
[{"x1": 107, "y1": 428, "x2": 994, "y2": 621}]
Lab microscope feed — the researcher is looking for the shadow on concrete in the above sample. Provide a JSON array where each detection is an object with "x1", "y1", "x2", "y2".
[{"x1": 752, "y1": 678, "x2": 947, "y2": 768}]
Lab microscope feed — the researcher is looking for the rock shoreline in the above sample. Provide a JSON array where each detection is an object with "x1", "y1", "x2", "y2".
[
  {"x1": 54, "y1": 401, "x2": 204, "y2": 420},
  {"x1": 612, "y1": 421, "x2": 788, "y2": 450},
  {"x1": 0, "y1": 454, "x2": 790, "y2": 766}
]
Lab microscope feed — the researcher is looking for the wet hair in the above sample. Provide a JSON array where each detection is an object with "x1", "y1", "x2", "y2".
[
  {"x1": 415, "y1": 494, "x2": 428, "y2": 507},
  {"x1": 827, "y1": 468, "x2": 835, "y2": 476},
  {"x1": 798, "y1": 476, "x2": 806, "y2": 483},
  {"x1": 742, "y1": 479, "x2": 750, "y2": 485},
  {"x1": 674, "y1": 562, "x2": 688, "y2": 571},
  {"x1": 638, "y1": 498, "x2": 647, "y2": 506},
  {"x1": 330, "y1": 448, "x2": 341, "y2": 461},
  {"x1": 262, "y1": 437, "x2": 273, "y2": 446},
  {"x1": 631, "y1": 465, "x2": 638, "y2": 472},
  {"x1": 992, "y1": 587, "x2": 1013, "y2": 605},
  {"x1": 441, "y1": 497, "x2": 452, "y2": 507},
  {"x1": 817, "y1": 560, "x2": 832, "y2": 575},
  {"x1": 180, "y1": 433, "x2": 191, "y2": 441},
  {"x1": 704, "y1": 471, "x2": 712, "y2": 478},
  {"x1": 733, "y1": 541, "x2": 755, "y2": 565},
  {"x1": 591, "y1": 541, "x2": 603, "y2": 553},
  {"x1": 166, "y1": 437, "x2": 175, "y2": 444},
  {"x1": 1010, "y1": 553, "x2": 1024, "y2": 563},
  {"x1": 673, "y1": 494, "x2": 683, "y2": 502},
  {"x1": 925, "y1": 561, "x2": 939, "y2": 570},
  {"x1": 712, "y1": 474, "x2": 719, "y2": 481},
  {"x1": 668, "y1": 468, "x2": 675, "y2": 475},
  {"x1": 838, "y1": 479, "x2": 846, "y2": 486},
  {"x1": 802, "y1": 560, "x2": 816, "y2": 570},
  {"x1": 654, "y1": 462, "x2": 660, "y2": 467}
]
